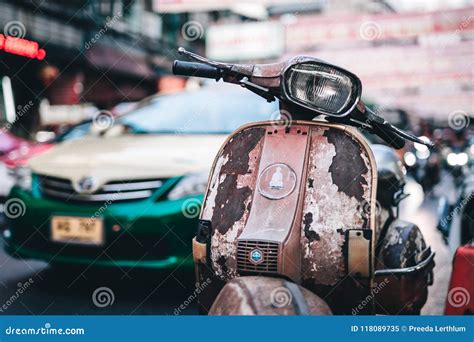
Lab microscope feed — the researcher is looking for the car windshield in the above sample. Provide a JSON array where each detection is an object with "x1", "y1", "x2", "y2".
[
  {"x1": 118, "y1": 87, "x2": 279, "y2": 134},
  {"x1": 55, "y1": 121, "x2": 92, "y2": 142}
]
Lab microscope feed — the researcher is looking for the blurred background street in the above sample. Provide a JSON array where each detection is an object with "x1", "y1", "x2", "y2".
[{"x1": 0, "y1": 0, "x2": 472, "y2": 316}]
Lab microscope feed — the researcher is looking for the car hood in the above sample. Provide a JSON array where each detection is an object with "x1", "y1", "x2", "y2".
[
  {"x1": 3, "y1": 143, "x2": 54, "y2": 167},
  {"x1": 29, "y1": 134, "x2": 227, "y2": 184}
]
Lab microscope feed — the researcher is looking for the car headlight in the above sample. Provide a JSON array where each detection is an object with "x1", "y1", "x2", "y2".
[
  {"x1": 12, "y1": 166, "x2": 32, "y2": 191},
  {"x1": 167, "y1": 171, "x2": 209, "y2": 200}
]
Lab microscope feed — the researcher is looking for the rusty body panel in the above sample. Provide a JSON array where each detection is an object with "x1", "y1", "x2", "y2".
[
  {"x1": 201, "y1": 127, "x2": 265, "y2": 279},
  {"x1": 300, "y1": 127, "x2": 373, "y2": 286},
  {"x1": 209, "y1": 276, "x2": 332, "y2": 315},
  {"x1": 374, "y1": 219, "x2": 433, "y2": 314},
  {"x1": 197, "y1": 120, "x2": 377, "y2": 314}
]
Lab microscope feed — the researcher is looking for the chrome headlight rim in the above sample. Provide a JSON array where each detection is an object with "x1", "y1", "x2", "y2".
[
  {"x1": 281, "y1": 59, "x2": 362, "y2": 117},
  {"x1": 12, "y1": 166, "x2": 32, "y2": 191},
  {"x1": 167, "y1": 170, "x2": 209, "y2": 201}
]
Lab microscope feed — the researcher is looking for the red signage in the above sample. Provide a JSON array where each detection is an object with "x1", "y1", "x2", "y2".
[{"x1": 0, "y1": 34, "x2": 46, "y2": 60}]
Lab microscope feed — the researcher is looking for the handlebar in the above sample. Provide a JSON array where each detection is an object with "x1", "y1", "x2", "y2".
[
  {"x1": 173, "y1": 48, "x2": 434, "y2": 150},
  {"x1": 371, "y1": 121, "x2": 406, "y2": 149},
  {"x1": 358, "y1": 106, "x2": 433, "y2": 150},
  {"x1": 172, "y1": 61, "x2": 221, "y2": 80}
]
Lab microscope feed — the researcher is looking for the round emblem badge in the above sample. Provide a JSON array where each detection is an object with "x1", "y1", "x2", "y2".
[
  {"x1": 73, "y1": 176, "x2": 98, "y2": 194},
  {"x1": 257, "y1": 163, "x2": 297, "y2": 200}
]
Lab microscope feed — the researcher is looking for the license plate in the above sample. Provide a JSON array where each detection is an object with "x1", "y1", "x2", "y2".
[{"x1": 51, "y1": 216, "x2": 104, "y2": 246}]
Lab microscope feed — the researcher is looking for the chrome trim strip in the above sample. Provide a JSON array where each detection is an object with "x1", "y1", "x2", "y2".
[
  {"x1": 42, "y1": 179, "x2": 74, "y2": 190},
  {"x1": 43, "y1": 188, "x2": 152, "y2": 201},
  {"x1": 102, "y1": 180, "x2": 163, "y2": 192}
]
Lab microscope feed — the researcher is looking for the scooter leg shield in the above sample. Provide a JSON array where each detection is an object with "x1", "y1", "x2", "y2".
[{"x1": 208, "y1": 276, "x2": 332, "y2": 315}]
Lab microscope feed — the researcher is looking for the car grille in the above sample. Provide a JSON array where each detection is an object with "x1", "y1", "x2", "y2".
[
  {"x1": 38, "y1": 175, "x2": 164, "y2": 202},
  {"x1": 237, "y1": 240, "x2": 279, "y2": 273}
]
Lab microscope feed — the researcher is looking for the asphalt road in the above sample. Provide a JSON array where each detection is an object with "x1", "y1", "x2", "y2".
[
  {"x1": 0, "y1": 177, "x2": 454, "y2": 315},
  {"x1": 0, "y1": 248, "x2": 198, "y2": 315}
]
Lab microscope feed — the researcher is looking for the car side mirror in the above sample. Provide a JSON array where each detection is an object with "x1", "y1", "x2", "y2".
[{"x1": 35, "y1": 131, "x2": 56, "y2": 143}]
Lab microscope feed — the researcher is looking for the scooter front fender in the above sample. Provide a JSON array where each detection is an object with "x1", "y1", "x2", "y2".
[{"x1": 208, "y1": 276, "x2": 332, "y2": 315}]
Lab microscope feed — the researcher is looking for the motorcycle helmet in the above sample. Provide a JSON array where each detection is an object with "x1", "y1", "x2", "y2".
[{"x1": 371, "y1": 144, "x2": 406, "y2": 208}]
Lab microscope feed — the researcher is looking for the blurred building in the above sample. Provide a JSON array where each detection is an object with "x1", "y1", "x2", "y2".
[
  {"x1": 0, "y1": 0, "x2": 472, "y2": 136},
  {"x1": 0, "y1": 0, "x2": 182, "y2": 136},
  {"x1": 149, "y1": 0, "x2": 473, "y2": 121},
  {"x1": 197, "y1": 0, "x2": 474, "y2": 120}
]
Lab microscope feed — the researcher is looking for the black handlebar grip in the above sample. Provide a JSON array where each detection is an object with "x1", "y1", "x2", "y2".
[
  {"x1": 372, "y1": 121, "x2": 406, "y2": 150},
  {"x1": 172, "y1": 61, "x2": 220, "y2": 79}
]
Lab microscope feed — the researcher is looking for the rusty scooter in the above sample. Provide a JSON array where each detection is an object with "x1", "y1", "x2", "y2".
[{"x1": 173, "y1": 48, "x2": 435, "y2": 315}]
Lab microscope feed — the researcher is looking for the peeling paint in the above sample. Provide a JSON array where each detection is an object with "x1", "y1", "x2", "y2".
[
  {"x1": 324, "y1": 129, "x2": 368, "y2": 201},
  {"x1": 381, "y1": 222, "x2": 426, "y2": 268},
  {"x1": 301, "y1": 127, "x2": 372, "y2": 286},
  {"x1": 209, "y1": 276, "x2": 333, "y2": 315},
  {"x1": 375, "y1": 220, "x2": 432, "y2": 314},
  {"x1": 210, "y1": 281, "x2": 255, "y2": 315},
  {"x1": 201, "y1": 128, "x2": 265, "y2": 279},
  {"x1": 201, "y1": 155, "x2": 228, "y2": 221}
]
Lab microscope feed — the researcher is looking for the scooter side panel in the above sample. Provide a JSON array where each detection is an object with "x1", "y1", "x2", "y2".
[
  {"x1": 200, "y1": 127, "x2": 266, "y2": 279},
  {"x1": 301, "y1": 126, "x2": 375, "y2": 286}
]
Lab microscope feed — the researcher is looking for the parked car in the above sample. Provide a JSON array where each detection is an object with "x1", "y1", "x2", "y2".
[
  {"x1": 0, "y1": 121, "x2": 95, "y2": 227},
  {"x1": 1, "y1": 121, "x2": 94, "y2": 189},
  {"x1": 0, "y1": 132, "x2": 36, "y2": 225},
  {"x1": 0, "y1": 131, "x2": 29, "y2": 157},
  {"x1": 3, "y1": 86, "x2": 278, "y2": 270}
]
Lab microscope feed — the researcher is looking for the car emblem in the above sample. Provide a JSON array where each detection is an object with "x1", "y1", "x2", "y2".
[
  {"x1": 75, "y1": 176, "x2": 97, "y2": 194},
  {"x1": 249, "y1": 248, "x2": 264, "y2": 265}
]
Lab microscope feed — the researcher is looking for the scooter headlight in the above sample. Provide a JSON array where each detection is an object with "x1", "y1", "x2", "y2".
[{"x1": 283, "y1": 62, "x2": 361, "y2": 116}]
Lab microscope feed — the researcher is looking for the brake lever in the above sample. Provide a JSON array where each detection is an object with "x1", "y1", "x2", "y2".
[
  {"x1": 240, "y1": 78, "x2": 275, "y2": 102},
  {"x1": 387, "y1": 124, "x2": 435, "y2": 148},
  {"x1": 364, "y1": 107, "x2": 435, "y2": 148}
]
